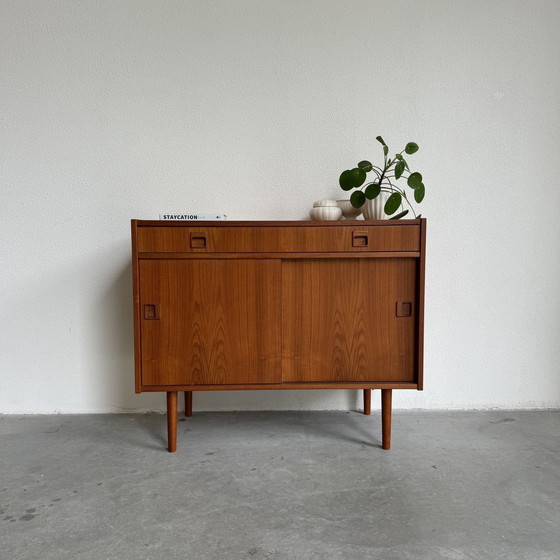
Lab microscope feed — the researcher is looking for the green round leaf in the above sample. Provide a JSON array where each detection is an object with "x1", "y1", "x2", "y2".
[
  {"x1": 339, "y1": 168, "x2": 366, "y2": 191},
  {"x1": 395, "y1": 154, "x2": 403, "y2": 160},
  {"x1": 383, "y1": 145, "x2": 389, "y2": 156},
  {"x1": 339, "y1": 170, "x2": 355, "y2": 191},
  {"x1": 389, "y1": 209, "x2": 409, "y2": 220},
  {"x1": 376, "y1": 136, "x2": 387, "y2": 146},
  {"x1": 405, "y1": 142, "x2": 419, "y2": 154},
  {"x1": 350, "y1": 190, "x2": 366, "y2": 208},
  {"x1": 365, "y1": 183, "x2": 381, "y2": 199},
  {"x1": 407, "y1": 172, "x2": 423, "y2": 189},
  {"x1": 384, "y1": 192, "x2": 402, "y2": 215},
  {"x1": 395, "y1": 161, "x2": 405, "y2": 180},
  {"x1": 414, "y1": 183, "x2": 425, "y2": 203},
  {"x1": 358, "y1": 160, "x2": 373, "y2": 172}
]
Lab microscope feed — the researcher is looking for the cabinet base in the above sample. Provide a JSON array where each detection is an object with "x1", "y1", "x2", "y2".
[
  {"x1": 141, "y1": 382, "x2": 417, "y2": 392},
  {"x1": 165, "y1": 389, "x2": 394, "y2": 453}
]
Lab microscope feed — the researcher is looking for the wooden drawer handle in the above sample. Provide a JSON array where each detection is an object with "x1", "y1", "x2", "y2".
[
  {"x1": 190, "y1": 233, "x2": 207, "y2": 249},
  {"x1": 396, "y1": 301, "x2": 413, "y2": 317},
  {"x1": 352, "y1": 231, "x2": 369, "y2": 248},
  {"x1": 144, "y1": 304, "x2": 160, "y2": 320}
]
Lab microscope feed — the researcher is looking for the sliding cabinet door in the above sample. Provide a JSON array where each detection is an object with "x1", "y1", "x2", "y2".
[
  {"x1": 140, "y1": 259, "x2": 281, "y2": 386},
  {"x1": 282, "y1": 258, "x2": 417, "y2": 383}
]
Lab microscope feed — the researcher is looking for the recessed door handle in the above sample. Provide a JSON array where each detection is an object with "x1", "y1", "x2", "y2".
[
  {"x1": 144, "y1": 304, "x2": 161, "y2": 320},
  {"x1": 396, "y1": 301, "x2": 413, "y2": 317}
]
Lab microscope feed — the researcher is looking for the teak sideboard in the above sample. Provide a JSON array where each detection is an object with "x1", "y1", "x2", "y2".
[{"x1": 131, "y1": 219, "x2": 426, "y2": 452}]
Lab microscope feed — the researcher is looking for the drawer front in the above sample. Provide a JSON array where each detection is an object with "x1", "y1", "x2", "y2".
[{"x1": 137, "y1": 225, "x2": 420, "y2": 253}]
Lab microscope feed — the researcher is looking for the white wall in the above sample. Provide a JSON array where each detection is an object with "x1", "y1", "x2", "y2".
[{"x1": 2, "y1": 0, "x2": 559, "y2": 413}]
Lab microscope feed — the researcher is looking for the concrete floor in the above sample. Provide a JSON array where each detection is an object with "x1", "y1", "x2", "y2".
[{"x1": 1, "y1": 410, "x2": 559, "y2": 560}]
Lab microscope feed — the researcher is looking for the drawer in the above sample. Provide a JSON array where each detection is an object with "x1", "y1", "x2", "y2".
[{"x1": 136, "y1": 225, "x2": 421, "y2": 253}]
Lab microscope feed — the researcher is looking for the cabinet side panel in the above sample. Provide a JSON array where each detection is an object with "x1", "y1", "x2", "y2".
[
  {"x1": 416, "y1": 218, "x2": 427, "y2": 390},
  {"x1": 131, "y1": 220, "x2": 142, "y2": 393},
  {"x1": 282, "y1": 259, "x2": 417, "y2": 383},
  {"x1": 139, "y1": 259, "x2": 281, "y2": 386}
]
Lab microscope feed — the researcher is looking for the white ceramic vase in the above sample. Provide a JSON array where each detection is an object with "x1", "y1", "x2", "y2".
[
  {"x1": 336, "y1": 199, "x2": 362, "y2": 220},
  {"x1": 362, "y1": 193, "x2": 388, "y2": 220}
]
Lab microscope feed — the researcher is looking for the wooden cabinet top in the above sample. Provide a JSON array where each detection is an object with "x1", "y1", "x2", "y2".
[{"x1": 132, "y1": 219, "x2": 424, "y2": 227}]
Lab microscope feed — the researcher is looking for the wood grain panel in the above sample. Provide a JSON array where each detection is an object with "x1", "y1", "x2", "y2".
[
  {"x1": 139, "y1": 251, "x2": 420, "y2": 260},
  {"x1": 131, "y1": 220, "x2": 142, "y2": 393},
  {"x1": 282, "y1": 258, "x2": 417, "y2": 383},
  {"x1": 417, "y1": 218, "x2": 427, "y2": 390},
  {"x1": 136, "y1": 225, "x2": 420, "y2": 253},
  {"x1": 139, "y1": 382, "x2": 418, "y2": 391},
  {"x1": 139, "y1": 259, "x2": 281, "y2": 386}
]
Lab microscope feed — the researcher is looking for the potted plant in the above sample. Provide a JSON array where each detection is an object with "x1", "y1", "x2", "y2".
[{"x1": 339, "y1": 136, "x2": 425, "y2": 219}]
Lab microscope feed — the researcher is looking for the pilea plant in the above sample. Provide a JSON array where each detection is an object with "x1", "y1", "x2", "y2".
[{"x1": 339, "y1": 136, "x2": 425, "y2": 219}]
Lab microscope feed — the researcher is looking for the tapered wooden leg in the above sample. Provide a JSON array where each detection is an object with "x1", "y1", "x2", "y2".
[
  {"x1": 167, "y1": 391, "x2": 178, "y2": 453},
  {"x1": 185, "y1": 391, "x2": 193, "y2": 417},
  {"x1": 363, "y1": 389, "x2": 371, "y2": 415},
  {"x1": 381, "y1": 389, "x2": 392, "y2": 450}
]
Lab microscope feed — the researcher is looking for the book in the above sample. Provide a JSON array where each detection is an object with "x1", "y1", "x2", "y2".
[{"x1": 159, "y1": 213, "x2": 228, "y2": 221}]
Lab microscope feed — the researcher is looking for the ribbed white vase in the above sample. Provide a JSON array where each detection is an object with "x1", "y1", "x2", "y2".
[{"x1": 362, "y1": 193, "x2": 388, "y2": 220}]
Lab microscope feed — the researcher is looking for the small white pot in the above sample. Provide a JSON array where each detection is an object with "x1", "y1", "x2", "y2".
[
  {"x1": 310, "y1": 206, "x2": 342, "y2": 221},
  {"x1": 362, "y1": 193, "x2": 388, "y2": 220},
  {"x1": 310, "y1": 199, "x2": 343, "y2": 221}
]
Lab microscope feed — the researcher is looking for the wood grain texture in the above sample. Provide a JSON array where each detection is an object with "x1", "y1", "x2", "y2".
[
  {"x1": 133, "y1": 220, "x2": 422, "y2": 227},
  {"x1": 138, "y1": 251, "x2": 421, "y2": 260},
  {"x1": 139, "y1": 259, "x2": 281, "y2": 386},
  {"x1": 282, "y1": 258, "x2": 417, "y2": 383},
  {"x1": 363, "y1": 389, "x2": 371, "y2": 415},
  {"x1": 139, "y1": 382, "x2": 418, "y2": 391},
  {"x1": 167, "y1": 391, "x2": 177, "y2": 453},
  {"x1": 136, "y1": 225, "x2": 420, "y2": 253},
  {"x1": 185, "y1": 391, "x2": 192, "y2": 417},
  {"x1": 381, "y1": 389, "x2": 392, "y2": 450},
  {"x1": 417, "y1": 218, "x2": 427, "y2": 390},
  {"x1": 131, "y1": 220, "x2": 142, "y2": 394}
]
